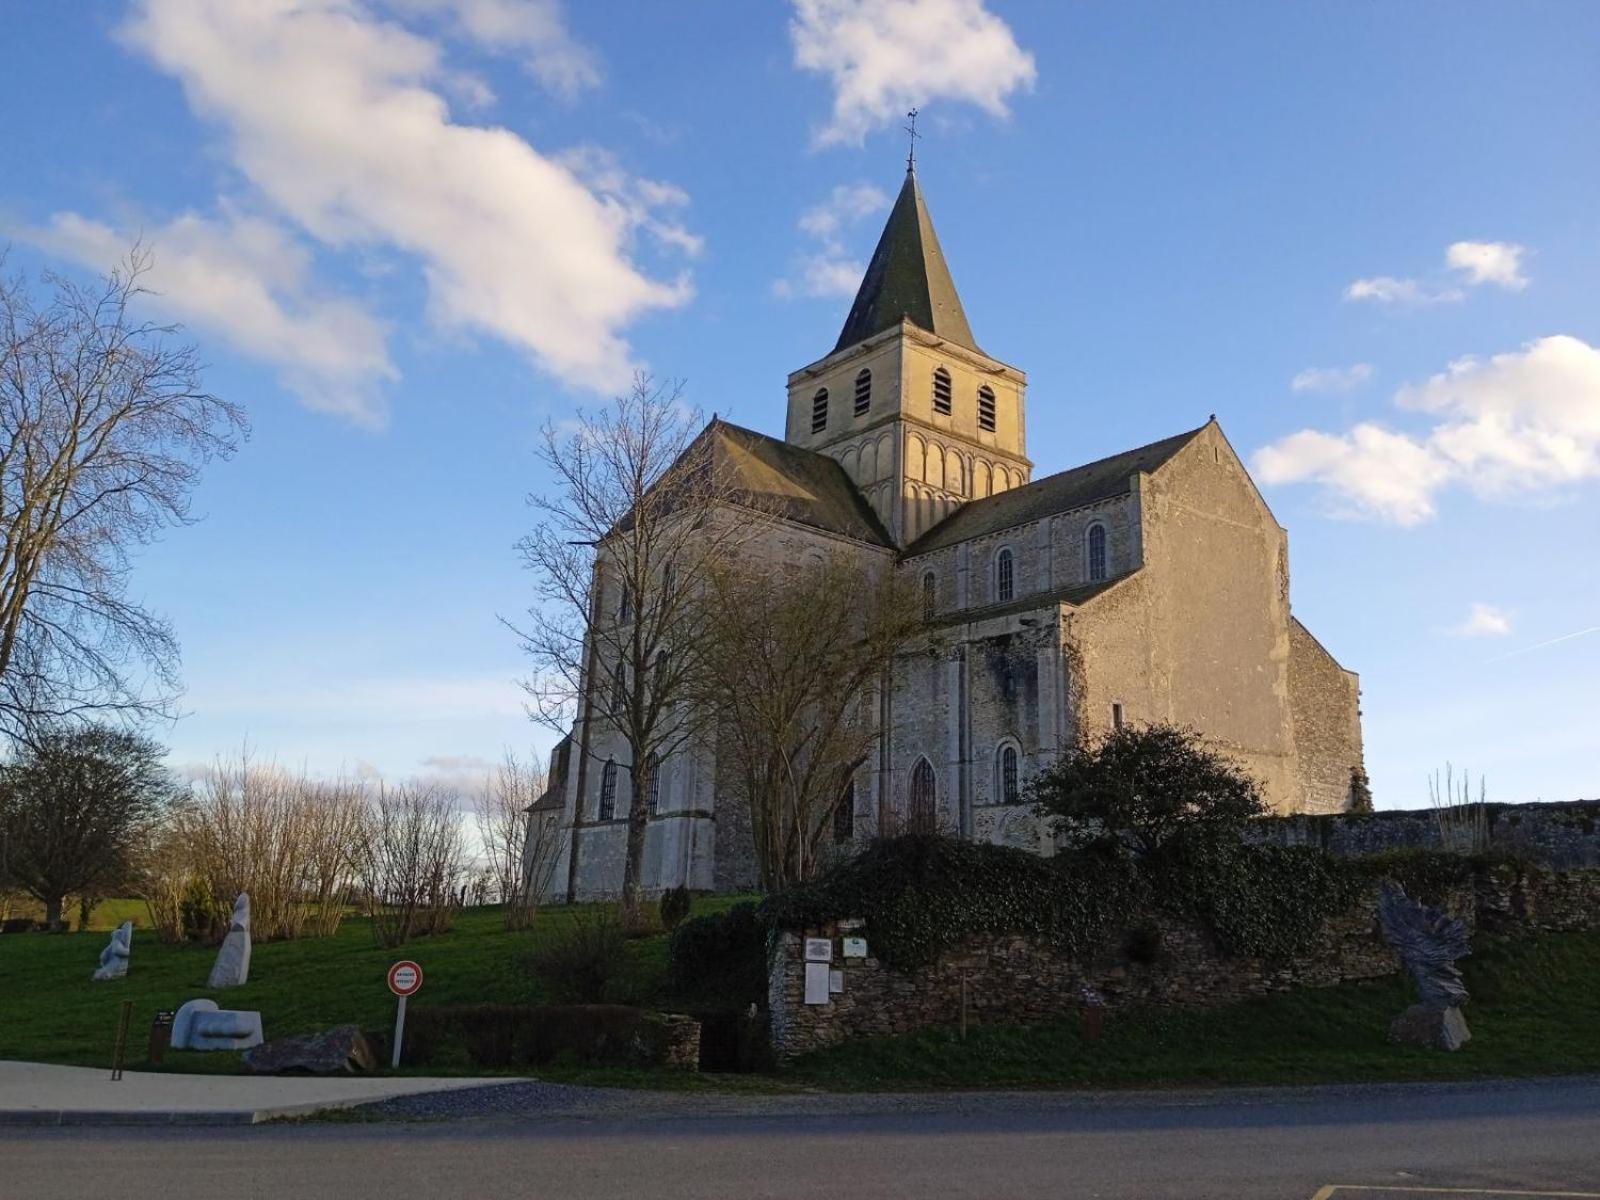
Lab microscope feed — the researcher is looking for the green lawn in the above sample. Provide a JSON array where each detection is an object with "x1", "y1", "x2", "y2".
[
  {"x1": 7, "y1": 902, "x2": 1599, "y2": 1092},
  {"x1": 788, "y1": 930, "x2": 1600, "y2": 1090},
  {"x1": 0, "y1": 897, "x2": 750, "y2": 1075}
]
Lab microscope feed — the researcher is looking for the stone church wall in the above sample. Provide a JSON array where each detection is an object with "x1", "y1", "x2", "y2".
[
  {"x1": 767, "y1": 865, "x2": 1600, "y2": 1061},
  {"x1": 1286, "y1": 618, "x2": 1364, "y2": 814}
]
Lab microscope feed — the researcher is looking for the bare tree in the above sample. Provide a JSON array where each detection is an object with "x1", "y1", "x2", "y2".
[
  {"x1": 0, "y1": 724, "x2": 178, "y2": 929},
  {"x1": 701, "y1": 552, "x2": 923, "y2": 891},
  {"x1": 0, "y1": 251, "x2": 247, "y2": 739},
  {"x1": 355, "y1": 781, "x2": 468, "y2": 949},
  {"x1": 475, "y1": 748, "x2": 555, "y2": 930},
  {"x1": 510, "y1": 374, "x2": 765, "y2": 927}
]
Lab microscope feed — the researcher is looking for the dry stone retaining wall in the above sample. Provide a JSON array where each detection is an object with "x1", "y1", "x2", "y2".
[{"x1": 767, "y1": 867, "x2": 1600, "y2": 1062}]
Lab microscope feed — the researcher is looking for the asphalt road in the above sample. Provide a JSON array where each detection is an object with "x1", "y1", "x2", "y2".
[{"x1": 3, "y1": 1077, "x2": 1598, "y2": 1200}]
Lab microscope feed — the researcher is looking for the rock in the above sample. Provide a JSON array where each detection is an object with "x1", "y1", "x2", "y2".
[
  {"x1": 244, "y1": 1025, "x2": 378, "y2": 1075},
  {"x1": 207, "y1": 892, "x2": 252, "y2": 989},
  {"x1": 91, "y1": 920, "x2": 133, "y2": 981},
  {"x1": 1388, "y1": 1003, "x2": 1471, "y2": 1051},
  {"x1": 172, "y1": 998, "x2": 264, "y2": 1051}
]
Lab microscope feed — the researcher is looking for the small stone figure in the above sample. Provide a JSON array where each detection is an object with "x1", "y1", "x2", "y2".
[
  {"x1": 171, "y1": 998, "x2": 264, "y2": 1051},
  {"x1": 207, "y1": 892, "x2": 252, "y2": 989},
  {"x1": 91, "y1": 920, "x2": 133, "y2": 981},
  {"x1": 1377, "y1": 883, "x2": 1472, "y2": 1051}
]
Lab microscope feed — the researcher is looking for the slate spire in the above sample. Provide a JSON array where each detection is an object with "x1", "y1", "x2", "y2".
[{"x1": 833, "y1": 168, "x2": 980, "y2": 355}]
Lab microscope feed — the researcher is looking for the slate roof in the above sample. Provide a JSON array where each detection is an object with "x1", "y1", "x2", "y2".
[
  {"x1": 927, "y1": 570, "x2": 1138, "y2": 628},
  {"x1": 904, "y1": 424, "x2": 1209, "y2": 556},
  {"x1": 711, "y1": 421, "x2": 895, "y2": 547},
  {"x1": 833, "y1": 170, "x2": 981, "y2": 355}
]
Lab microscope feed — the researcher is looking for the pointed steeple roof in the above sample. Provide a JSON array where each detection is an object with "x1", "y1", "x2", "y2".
[{"x1": 833, "y1": 169, "x2": 980, "y2": 355}]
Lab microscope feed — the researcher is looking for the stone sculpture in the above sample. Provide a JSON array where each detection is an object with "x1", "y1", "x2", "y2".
[
  {"x1": 170, "y1": 998, "x2": 264, "y2": 1052},
  {"x1": 1376, "y1": 883, "x2": 1472, "y2": 1051},
  {"x1": 91, "y1": 921, "x2": 133, "y2": 981},
  {"x1": 207, "y1": 892, "x2": 252, "y2": 989},
  {"x1": 244, "y1": 1026, "x2": 378, "y2": 1075}
]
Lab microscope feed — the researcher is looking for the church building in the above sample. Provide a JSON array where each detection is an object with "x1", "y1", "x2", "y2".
[{"x1": 537, "y1": 168, "x2": 1365, "y2": 899}]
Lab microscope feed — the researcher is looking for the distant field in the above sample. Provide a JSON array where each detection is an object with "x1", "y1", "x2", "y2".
[{"x1": 2, "y1": 897, "x2": 152, "y2": 932}]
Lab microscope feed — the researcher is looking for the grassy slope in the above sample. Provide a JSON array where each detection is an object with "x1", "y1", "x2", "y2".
[
  {"x1": 789, "y1": 931, "x2": 1600, "y2": 1090},
  {"x1": 0, "y1": 897, "x2": 749, "y2": 1074}
]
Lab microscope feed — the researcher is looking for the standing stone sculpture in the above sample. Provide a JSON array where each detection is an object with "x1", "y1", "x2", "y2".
[
  {"x1": 207, "y1": 892, "x2": 252, "y2": 989},
  {"x1": 91, "y1": 921, "x2": 133, "y2": 981},
  {"x1": 1377, "y1": 883, "x2": 1472, "y2": 1051}
]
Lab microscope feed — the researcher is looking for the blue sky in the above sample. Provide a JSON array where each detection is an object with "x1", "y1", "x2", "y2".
[{"x1": 3, "y1": 1, "x2": 1597, "y2": 808}]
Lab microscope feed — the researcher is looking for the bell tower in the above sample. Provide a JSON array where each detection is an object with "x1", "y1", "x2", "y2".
[{"x1": 785, "y1": 168, "x2": 1031, "y2": 547}]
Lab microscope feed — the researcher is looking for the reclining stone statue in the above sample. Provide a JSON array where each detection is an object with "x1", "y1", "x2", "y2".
[
  {"x1": 1376, "y1": 883, "x2": 1472, "y2": 1051},
  {"x1": 91, "y1": 921, "x2": 133, "y2": 981},
  {"x1": 170, "y1": 998, "x2": 264, "y2": 1052}
]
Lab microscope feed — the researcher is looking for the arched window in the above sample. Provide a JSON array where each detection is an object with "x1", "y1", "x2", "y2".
[
  {"x1": 854, "y1": 368, "x2": 871, "y2": 416},
  {"x1": 977, "y1": 385, "x2": 997, "y2": 432},
  {"x1": 920, "y1": 571, "x2": 937, "y2": 621},
  {"x1": 811, "y1": 387, "x2": 829, "y2": 433},
  {"x1": 598, "y1": 759, "x2": 618, "y2": 820},
  {"x1": 618, "y1": 581, "x2": 634, "y2": 622},
  {"x1": 908, "y1": 758, "x2": 936, "y2": 832},
  {"x1": 932, "y1": 366, "x2": 952, "y2": 415},
  {"x1": 833, "y1": 779, "x2": 855, "y2": 844},
  {"x1": 1086, "y1": 522, "x2": 1108, "y2": 582},
  {"x1": 997, "y1": 743, "x2": 1020, "y2": 804},
  {"x1": 995, "y1": 547, "x2": 1015, "y2": 602},
  {"x1": 645, "y1": 752, "x2": 662, "y2": 815},
  {"x1": 611, "y1": 663, "x2": 628, "y2": 712}
]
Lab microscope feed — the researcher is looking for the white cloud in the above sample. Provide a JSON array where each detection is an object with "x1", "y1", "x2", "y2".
[
  {"x1": 1344, "y1": 275, "x2": 1464, "y2": 308},
  {"x1": 775, "y1": 182, "x2": 888, "y2": 300},
  {"x1": 1446, "y1": 603, "x2": 1513, "y2": 638},
  {"x1": 24, "y1": 208, "x2": 397, "y2": 425},
  {"x1": 101, "y1": 0, "x2": 691, "y2": 412},
  {"x1": 392, "y1": 0, "x2": 602, "y2": 99},
  {"x1": 1290, "y1": 363, "x2": 1375, "y2": 394},
  {"x1": 1345, "y1": 239, "x2": 1530, "y2": 309},
  {"x1": 789, "y1": 0, "x2": 1037, "y2": 147},
  {"x1": 1254, "y1": 335, "x2": 1600, "y2": 524},
  {"x1": 1446, "y1": 240, "x2": 1528, "y2": 291}
]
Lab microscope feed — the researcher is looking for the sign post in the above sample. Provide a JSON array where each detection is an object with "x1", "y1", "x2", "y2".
[{"x1": 387, "y1": 960, "x2": 423, "y2": 1069}]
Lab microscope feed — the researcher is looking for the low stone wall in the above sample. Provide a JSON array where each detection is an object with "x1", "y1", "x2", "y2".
[
  {"x1": 1255, "y1": 801, "x2": 1600, "y2": 868},
  {"x1": 767, "y1": 866, "x2": 1600, "y2": 1063}
]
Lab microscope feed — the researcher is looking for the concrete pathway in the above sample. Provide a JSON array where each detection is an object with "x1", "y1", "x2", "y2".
[{"x1": 0, "y1": 1060, "x2": 526, "y2": 1126}]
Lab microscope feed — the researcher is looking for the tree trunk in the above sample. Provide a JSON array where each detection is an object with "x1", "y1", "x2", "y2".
[
  {"x1": 618, "y1": 756, "x2": 653, "y2": 929},
  {"x1": 44, "y1": 894, "x2": 65, "y2": 932}
]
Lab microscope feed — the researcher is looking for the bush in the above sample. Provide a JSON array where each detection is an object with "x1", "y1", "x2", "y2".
[
  {"x1": 1028, "y1": 723, "x2": 1267, "y2": 854},
  {"x1": 658, "y1": 886, "x2": 692, "y2": 931},
  {"x1": 761, "y1": 835, "x2": 1142, "y2": 971},
  {"x1": 1148, "y1": 834, "x2": 1368, "y2": 959},
  {"x1": 404, "y1": 1004, "x2": 688, "y2": 1068},
  {"x1": 667, "y1": 902, "x2": 770, "y2": 1007},
  {"x1": 525, "y1": 909, "x2": 635, "y2": 1004}
]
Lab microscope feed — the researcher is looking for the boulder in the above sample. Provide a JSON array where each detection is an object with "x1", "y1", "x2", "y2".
[
  {"x1": 1388, "y1": 1003, "x2": 1471, "y2": 1051},
  {"x1": 244, "y1": 1025, "x2": 378, "y2": 1075}
]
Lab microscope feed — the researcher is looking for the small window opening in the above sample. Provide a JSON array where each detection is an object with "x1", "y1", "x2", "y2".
[
  {"x1": 1087, "y1": 523, "x2": 1108, "y2": 582},
  {"x1": 645, "y1": 752, "x2": 661, "y2": 815},
  {"x1": 854, "y1": 368, "x2": 872, "y2": 416},
  {"x1": 1000, "y1": 744, "x2": 1019, "y2": 804},
  {"x1": 932, "y1": 367, "x2": 952, "y2": 415},
  {"x1": 977, "y1": 385, "x2": 997, "y2": 432},
  {"x1": 811, "y1": 387, "x2": 829, "y2": 433},
  {"x1": 1112, "y1": 703, "x2": 1125, "y2": 731},
  {"x1": 598, "y1": 759, "x2": 618, "y2": 820},
  {"x1": 921, "y1": 571, "x2": 937, "y2": 621},
  {"x1": 833, "y1": 780, "x2": 855, "y2": 844},
  {"x1": 995, "y1": 547, "x2": 1015, "y2": 602}
]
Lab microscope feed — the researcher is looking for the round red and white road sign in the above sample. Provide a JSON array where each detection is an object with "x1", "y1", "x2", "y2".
[{"x1": 387, "y1": 960, "x2": 423, "y2": 997}]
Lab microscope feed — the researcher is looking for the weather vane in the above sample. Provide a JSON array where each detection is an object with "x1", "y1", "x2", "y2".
[{"x1": 904, "y1": 107, "x2": 920, "y2": 172}]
